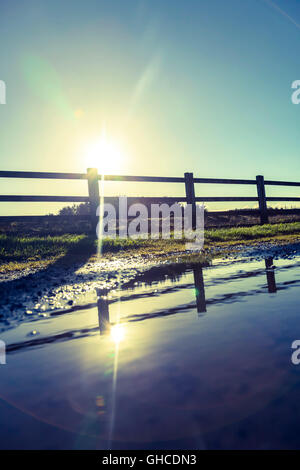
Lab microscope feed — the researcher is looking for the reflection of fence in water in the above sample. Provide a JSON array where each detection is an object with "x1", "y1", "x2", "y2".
[
  {"x1": 96, "y1": 259, "x2": 278, "y2": 334},
  {"x1": 96, "y1": 288, "x2": 110, "y2": 335},
  {"x1": 193, "y1": 267, "x2": 206, "y2": 314},
  {"x1": 265, "y1": 257, "x2": 277, "y2": 293}
]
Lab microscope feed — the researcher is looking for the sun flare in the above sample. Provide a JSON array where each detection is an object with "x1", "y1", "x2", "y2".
[
  {"x1": 85, "y1": 133, "x2": 125, "y2": 174},
  {"x1": 110, "y1": 324, "x2": 125, "y2": 344}
]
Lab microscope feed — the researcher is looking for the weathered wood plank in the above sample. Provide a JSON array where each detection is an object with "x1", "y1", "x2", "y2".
[
  {"x1": 184, "y1": 172, "x2": 196, "y2": 228},
  {"x1": 0, "y1": 195, "x2": 89, "y2": 202},
  {"x1": 0, "y1": 208, "x2": 298, "y2": 224},
  {"x1": 256, "y1": 175, "x2": 269, "y2": 224},
  {"x1": 102, "y1": 175, "x2": 185, "y2": 183},
  {"x1": 87, "y1": 168, "x2": 100, "y2": 233},
  {"x1": 110, "y1": 197, "x2": 187, "y2": 204},
  {"x1": 0, "y1": 215, "x2": 91, "y2": 221},
  {"x1": 194, "y1": 197, "x2": 258, "y2": 202},
  {"x1": 265, "y1": 180, "x2": 300, "y2": 187},
  {"x1": 0, "y1": 171, "x2": 87, "y2": 179},
  {"x1": 266, "y1": 197, "x2": 300, "y2": 201},
  {"x1": 193, "y1": 177, "x2": 256, "y2": 185}
]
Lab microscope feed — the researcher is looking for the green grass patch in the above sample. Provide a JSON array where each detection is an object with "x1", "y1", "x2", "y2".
[
  {"x1": 205, "y1": 222, "x2": 300, "y2": 242},
  {"x1": 0, "y1": 222, "x2": 299, "y2": 266},
  {"x1": 0, "y1": 234, "x2": 93, "y2": 262},
  {"x1": 0, "y1": 234, "x2": 168, "y2": 263}
]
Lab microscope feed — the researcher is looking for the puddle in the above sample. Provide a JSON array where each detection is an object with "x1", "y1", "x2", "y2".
[{"x1": 0, "y1": 255, "x2": 300, "y2": 449}]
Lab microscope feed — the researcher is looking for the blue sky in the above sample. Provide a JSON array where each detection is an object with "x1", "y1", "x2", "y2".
[{"x1": 0, "y1": 0, "x2": 300, "y2": 214}]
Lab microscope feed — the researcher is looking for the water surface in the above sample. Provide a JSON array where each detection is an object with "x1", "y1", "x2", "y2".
[{"x1": 1, "y1": 255, "x2": 300, "y2": 449}]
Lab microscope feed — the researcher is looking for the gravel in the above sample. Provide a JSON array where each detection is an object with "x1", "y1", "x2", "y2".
[{"x1": 0, "y1": 240, "x2": 299, "y2": 327}]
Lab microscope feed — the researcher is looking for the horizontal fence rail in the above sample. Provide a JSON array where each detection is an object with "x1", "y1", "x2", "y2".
[
  {"x1": 0, "y1": 170, "x2": 87, "y2": 180},
  {"x1": 0, "y1": 169, "x2": 299, "y2": 230},
  {"x1": 0, "y1": 196, "x2": 89, "y2": 202},
  {"x1": 193, "y1": 177, "x2": 256, "y2": 185},
  {"x1": 264, "y1": 180, "x2": 300, "y2": 187}
]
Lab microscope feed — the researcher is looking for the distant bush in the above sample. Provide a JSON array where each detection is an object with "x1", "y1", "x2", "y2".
[{"x1": 58, "y1": 202, "x2": 90, "y2": 216}]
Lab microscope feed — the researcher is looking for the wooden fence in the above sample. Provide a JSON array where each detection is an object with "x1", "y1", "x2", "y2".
[{"x1": 0, "y1": 169, "x2": 299, "y2": 230}]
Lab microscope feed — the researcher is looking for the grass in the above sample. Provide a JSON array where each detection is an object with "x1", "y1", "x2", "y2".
[
  {"x1": 205, "y1": 221, "x2": 300, "y2": 242},
  {"x1": 0, "y1": 222, "x2": 299, "y2": 273},
  {"x1": 0, "y1": 233, "x2": 183, "y2": 264},
  {"x1": 0, "y1": 233, "x2": 91, "y2": 262}
]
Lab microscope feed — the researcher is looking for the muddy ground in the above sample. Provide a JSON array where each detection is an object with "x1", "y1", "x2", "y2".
[{"x1": 0, "y1": 237, "x2": 299, "y2": 328}]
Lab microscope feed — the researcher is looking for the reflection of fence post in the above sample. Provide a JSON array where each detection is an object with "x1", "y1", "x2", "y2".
[
  {"x1": 193, "y1": 267, "x2": 206, "y2": 314},
  {"x1": 96, "y1": 289, "x2": 110, "y2": 334},
  {"x1": 184, "y1": 172, "x2": 196, "y2": 229},
  {"x1": 87, "y1": 168, "x2": 100, "y2": 233},
  {"x1": 256, "y1": 175, "x2": 268, "y2": 225},
  {"x1": 265, "y1": 258, "x2": 277, "y2": 293}
]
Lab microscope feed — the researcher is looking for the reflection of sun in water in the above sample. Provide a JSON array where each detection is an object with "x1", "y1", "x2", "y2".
[
  {"x1": 110, "y1": 324, "x2": 125, "y2": 344},
  {"x1": 85, "y1": 132, "x2": 124, "y2": 174}
]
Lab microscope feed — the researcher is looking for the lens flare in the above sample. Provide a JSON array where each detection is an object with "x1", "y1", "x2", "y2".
[
  {"x1": 110, "y1": 324, "x2": 125, "y2": 344},
  {"x1": 85, "y1": 131, "x2": 124, "y2": 174}
]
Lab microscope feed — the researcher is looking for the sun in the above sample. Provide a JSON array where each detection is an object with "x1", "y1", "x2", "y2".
[
  {"x1": 85, "y1": 133, "x2": 124, "y2": 174},
  {"x1": 110, "y1": 324, "x2": 125, "y2": 344}
]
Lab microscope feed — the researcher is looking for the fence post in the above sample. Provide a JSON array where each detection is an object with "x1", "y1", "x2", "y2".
[
  {"x1": 87, "y1": 168, "x2": 100, "y2": 233},
  {"x1": 184, "y1": 172, "x2": 196, "y2": 229},
  {"x1": 256, "y1": 174, "x2": 268, "y2": 225}
]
